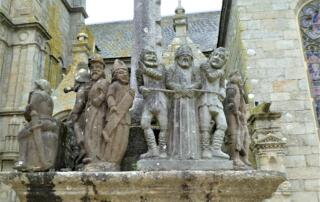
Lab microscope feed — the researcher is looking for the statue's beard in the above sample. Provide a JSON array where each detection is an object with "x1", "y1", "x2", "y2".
[
  {"x1": 144, "y1": 60, "x2": 158, "y2": 67},
  {"x1": 91, "y1": 72, "x2": 102, "y2": 81},
  {"x1": 178, "y1": 59, "x2": 191, "y2": 69}
]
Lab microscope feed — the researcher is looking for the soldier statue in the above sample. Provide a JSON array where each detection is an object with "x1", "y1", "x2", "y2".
[
  {"x1": 224, "y1": 71, "x2": 251, "y2": 168},
  {"x1": 65, "y1": 65, "x2": 91, "y2": 155},
  {"x1": 136, "y1": 49, "x2": 168, "y2": 159},
  {"x1": 198, "y1": 47, "x2": 229, "y2": 159},
  {"x1": 14, "y1": 79, "x2": 59, "y2": 172}
]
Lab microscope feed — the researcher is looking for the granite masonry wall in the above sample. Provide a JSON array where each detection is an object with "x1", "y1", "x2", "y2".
[{"x1": 223, "y1": 0, "x2": 320, "y2": 201}]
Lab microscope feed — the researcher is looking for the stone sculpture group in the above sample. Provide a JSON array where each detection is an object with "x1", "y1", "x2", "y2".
[{"x1": 14, "y1": 44, "x2": 251, "y2": 172}]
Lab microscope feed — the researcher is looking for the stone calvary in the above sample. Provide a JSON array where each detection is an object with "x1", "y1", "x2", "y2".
[{"x1": 13, "y1": 45, "x2": 253, "y2": 172}]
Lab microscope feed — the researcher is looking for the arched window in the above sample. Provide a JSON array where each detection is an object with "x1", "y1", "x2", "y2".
[{"x1": 299, "y1": 1, "x2": 320, "y2": 123}]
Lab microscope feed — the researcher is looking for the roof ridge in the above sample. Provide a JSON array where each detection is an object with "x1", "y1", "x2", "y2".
[{"x1": 86, "y1": 11, "x2": 220, "y2": 26}]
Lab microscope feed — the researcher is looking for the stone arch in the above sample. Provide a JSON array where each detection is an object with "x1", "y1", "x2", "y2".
[{"x1": 297, "y1": 0, "x2": 320, "y2": 126}]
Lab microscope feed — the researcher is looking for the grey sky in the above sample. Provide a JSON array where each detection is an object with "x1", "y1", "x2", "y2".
[{"x1": 85, "y1": 0, "x2": 222, "y2": 24}]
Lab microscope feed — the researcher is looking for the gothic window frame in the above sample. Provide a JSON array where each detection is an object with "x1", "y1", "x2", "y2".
[{"x1": 299, "y1": 0, "x2": 320, "y2": 124}]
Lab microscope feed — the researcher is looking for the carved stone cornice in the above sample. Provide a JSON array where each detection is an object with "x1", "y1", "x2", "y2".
[
  {"x1": 61, "y1": 0, "x2": 88, "y2": 18},
  {"x1": 0, "y1": 171, "x2": 286, "y2": 202},
  {"x1": 0, "y1": 11, "x2": 51, "y2": 40},
  {"x1": 0, "y1": 110, "x2": 24, "y2": 117}
]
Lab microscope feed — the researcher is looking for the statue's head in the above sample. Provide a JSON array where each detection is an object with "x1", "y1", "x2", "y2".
[
  {"x1": 175, "y1": 45, "x2": 193, "y2": 69},
  {"x1": 209, "y1": 47, "x2": 229, "y2": 69},
  {"x1": 112, "y1": 59, "x2": 129, "y2": 84},
  {"x1": 74, "y1": 68, "x2": 90, "y2": 91},
  {"x1": 229, "y1": 70, "x2": 242, "y2": 84},
  {"x1": 140, "y1": 48, "x2": 158, "y2": 68},
  {"x1": 34, "y1": 79, "x2": 52, "y2": 95},
  {"x1": 88, "y1": 54, "x2": 105, "y2": 81}
]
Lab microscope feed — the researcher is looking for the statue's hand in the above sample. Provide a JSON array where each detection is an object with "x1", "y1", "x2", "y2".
[
  {"x1": 200, "y1": 63, "x2": 209, "y2": 71},
  {"x1": 139, "y1": 86, "x2": 150, "y2": 96},
  {"x1": 102, "y1": 130, "x2": 110, "y2": 143},
  {"x1": 129, "y1": 88, "x2": 136, "y2": 97},
  {"x1": 110, "y1": 106, "x2": 118, "y2": 114}
]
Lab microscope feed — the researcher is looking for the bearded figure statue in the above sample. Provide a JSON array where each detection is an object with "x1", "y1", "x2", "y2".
[
  {"x1": 136, "y1": 49, "x2": 168, "y2": 159},
  {"x1": 198, "y1": 47, "x2": 229, "y2": 159},
  {"x1": 166, "y1": 45, "x2": 202, "y2": 159},
  {"x1": 83, "y1": 54, "x2": 110, "y2": 166}
]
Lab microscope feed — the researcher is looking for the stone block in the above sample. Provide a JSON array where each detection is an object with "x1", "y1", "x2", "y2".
[
  {"x1": 305, "y1": 154, "x2": 320, "y2": 167},
  {"x1": 271, "y1": 93, "x2": 291, "y2": 101},
  {"x1": 287, "y1": 167, "x2": 320, "y2": 180},
  {"x1": 304, "y1": 179, "x2": 320, "y2": 192},
  {"x1": 272, "y1": 80, "x2": 298, "y2": 93},
  {"x1": 271, "y1": 100, "x2": 305, "y2": 111},
  {"x1": 287, "y1": 146, "x2": 313, "y2": 156},
  {"x1": 284, "y1": 155, "x2": 306, "y2": 168},
  {"x1": 137, "y1": 159, "x2": 233, "y2": 171},
  {"x1": 276, "y1": 40, "x2": 298, "y2": 50},
  {"x1": 271, "y1": 1, "x2": 290, "y2": 10},
  {"x1": 283, "y1": 122, "x2": 306, "y2": 135},
  {"x1": 291, "y1": 191, "x2": 319, "y2": 202}
]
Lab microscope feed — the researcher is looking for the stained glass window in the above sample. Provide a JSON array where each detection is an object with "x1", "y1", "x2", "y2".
[{"x1": 299, "y1": 1, "x2": 320, "y2": 123}]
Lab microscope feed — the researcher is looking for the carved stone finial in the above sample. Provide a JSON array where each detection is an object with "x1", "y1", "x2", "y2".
[
  {"x1": 173, "y1": 0, "x2": 187, "y2": 35},
  {"x1": 76, "y1": 32, "x2": 88, "y2": 42},
  {"x1": 249, "y1": 103, "x2": 287, "y2": 173}
]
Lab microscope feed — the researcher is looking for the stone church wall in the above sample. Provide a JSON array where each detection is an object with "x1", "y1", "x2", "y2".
[{"x1": 224, "y1": 0, "x2": 320, "y2": 201}]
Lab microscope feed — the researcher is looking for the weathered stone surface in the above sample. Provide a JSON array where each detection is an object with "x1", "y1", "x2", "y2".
[
  {"x1": 0, "y1": 170, "x2": 286, "y2": 202},
  {"x1": 221, "y1": 0, "x2": 320, "y2": 201},
  {"x1": 137, "y1": 159, "x2": 233, "y2": 171}
]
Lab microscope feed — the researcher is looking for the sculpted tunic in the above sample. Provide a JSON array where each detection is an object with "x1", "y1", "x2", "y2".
[
  {"x1": 84, "y1": 78, "x2": 109, "y2": 162},
  {"x1": 18, "y1": 90, "x2": 59, "y2": 170},
  {"x1": 166, "y1": 65, "x2": 201, "y2": 159},
  {"x1": 103, "y1": 81, "x2": 134, "y2": 164}
]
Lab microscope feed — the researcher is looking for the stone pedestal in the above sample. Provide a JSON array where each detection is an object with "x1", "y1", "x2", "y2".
[
  {"x1": 0, "y1": 170, "x2": 285, "y2": 202},
  {"x1": 137, "y1": 159, "x2": 233, "y2": 171}
]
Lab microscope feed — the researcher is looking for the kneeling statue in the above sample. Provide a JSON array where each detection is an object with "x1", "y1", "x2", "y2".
[{"x1": 14, "y1": 79, "x2": 59, "y2": 172}]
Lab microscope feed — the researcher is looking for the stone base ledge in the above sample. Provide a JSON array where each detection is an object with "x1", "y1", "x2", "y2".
[
  {"x1": 137, "y1": 159, "x2": 233, "y2": 171},
  {"x1": 0, "y1": 170, "x2": 286, "y2": 202}
]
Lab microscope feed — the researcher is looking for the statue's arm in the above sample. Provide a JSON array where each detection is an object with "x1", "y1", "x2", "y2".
[
  {"x1": 70, "y1": 89, "x2": 87, "y2": 122},
  {"x1": 92, "y1": 81, "x2": 108, "y2": 107},
  {"x1": 190, "y1": 70, "x2": 202, "y2": 89},
  {"x1": 143, "y1": 67, "x2": 163, "y2": 80},
  {"x1": 165, "y1": 68, "x2": 182, "y2": 90},
  {"x1": 136, "y1": 65, "x2": 144, "y2": 94},
  {"x1": 107, "y1": 83, "x2": 117, "y2": 111},
  {"x1": 203, "y1": 68, "x2": 224, "y2": 83}
]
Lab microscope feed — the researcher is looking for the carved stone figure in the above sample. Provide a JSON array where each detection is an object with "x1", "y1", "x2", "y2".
[
  {"x1": 224, "y1": 71, "x2": 251, "y2": 168},
  {"x1": 198, "y1": 47, "x2": 229, "y2": 159},
  {"x1": 14, "y1": 79, "x2": 59, "y2": 172},
  {"x1": 102, "y1": 59, "x2": 135, "y2": 170},
  {"x1": 166, "y1": 45, "x2": 202, "y2": 159},
  {"x1": 136, "y1": 49, "x2": 168, "y2": 159},
  {"x1": 83, "y1": 54, "x2": 110, "y2": 165},
  {"x1": 65, "y1": 67, "x2": 91, "y2": 155}
]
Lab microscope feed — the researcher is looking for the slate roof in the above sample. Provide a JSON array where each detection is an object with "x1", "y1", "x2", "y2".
[{"x1": 88, "y1": 11, "x2": 220, "y2": 59}]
